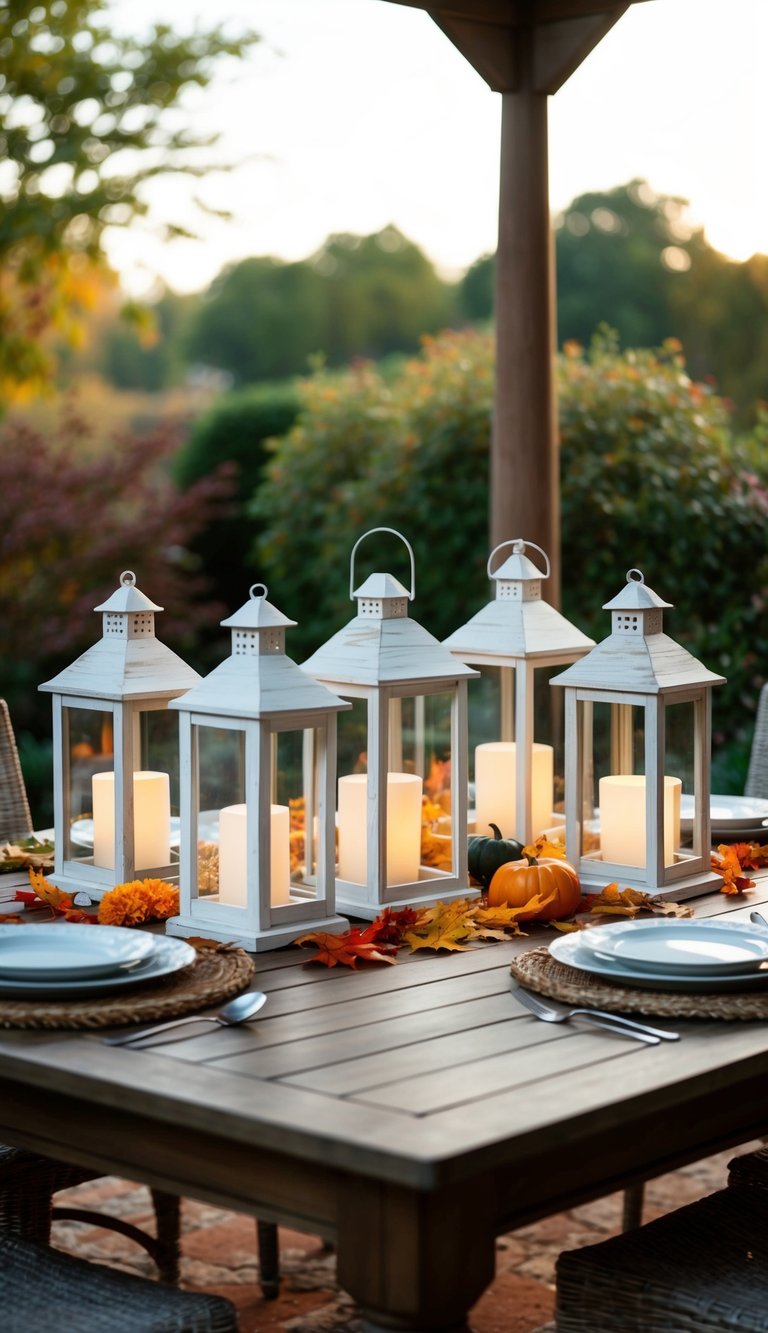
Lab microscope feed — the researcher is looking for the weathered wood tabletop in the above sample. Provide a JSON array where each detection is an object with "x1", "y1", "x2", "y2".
[{"x1": 1, "y1": 879, "x2": 768, "y2": 1331}]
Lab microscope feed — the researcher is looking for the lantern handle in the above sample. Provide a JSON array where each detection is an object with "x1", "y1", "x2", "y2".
[
  {"x1": 249, "y1": 583, "x2": 268, "y2": 600},
  {"x1": 349, "y1": 527, "x2": 415, "y2": 601},
  {"x1": 487, "y1": 539, "x2": 550, "y2": 581}
]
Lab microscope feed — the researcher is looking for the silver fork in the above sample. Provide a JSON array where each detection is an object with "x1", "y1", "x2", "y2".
[{"x1": 512, "y1": 984, "x2": 680, "y2": 1044}]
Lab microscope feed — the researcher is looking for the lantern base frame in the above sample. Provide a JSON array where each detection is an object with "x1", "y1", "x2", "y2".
[
  {"x1": 50, "y1": 865, "x2": 179, "y2": 902},
  {"x1": 165, "y1": 910, "x2": 349, "y2": 952},
  {"x1": 576, "y1": 864, "x2": 723, "y2": 903},
  {"x1": 336, "y1": 882, "x2": 480, "y2": 921}
]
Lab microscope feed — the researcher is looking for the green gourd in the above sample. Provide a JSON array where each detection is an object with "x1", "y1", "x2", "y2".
[{"x1": 467, "y1": 823, "x2": 525, "y2": 889}]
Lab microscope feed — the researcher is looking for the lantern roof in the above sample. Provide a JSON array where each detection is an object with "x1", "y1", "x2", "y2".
[
  {"x1": 39, "y1": 570, "x2": 200, "y2": 702},
  {"x1": 444, "y1": 539, "x2": 594, "y2": 663},
  {"x1": 353, "y1": 571, "x2": 411, "y2": 600},
  {"x1": 170, "y1": 585, "x2": 349, "y2": 720},
  {"x1": 551, "y1": 569, "x2": 725, "y2": 695},
  {"x1": 303, "y1": 612, "x2": 479, "y2": 688}
]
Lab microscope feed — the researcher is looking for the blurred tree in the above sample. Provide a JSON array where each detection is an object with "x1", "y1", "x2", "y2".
[
  {"x1": 185, "y1": 257, "x2": 326, "y2": 385},
  {"x1": 97, "y1": 289, "x2": 200, "y2": 391},
  {"x1": 456, "y1": 179, "x2": 768, "y2": 425},
  {"x1": 186, "y1": 226, "x2": 456, "y2": 384},
  {"x1": 0, "y1": 0, "x2": 259, "y2": 402}
]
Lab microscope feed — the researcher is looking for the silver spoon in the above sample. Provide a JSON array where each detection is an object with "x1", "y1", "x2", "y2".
[
  {"x1": 750, "y1": 910, "x2": 768, "y2": 931},
  {"x1": 103, "y1": 990, "x2": 268, "y2": 1046}
]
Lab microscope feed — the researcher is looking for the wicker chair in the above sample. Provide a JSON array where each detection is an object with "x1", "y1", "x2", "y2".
[
  {"x1": 555, "y1": 1182, "x2": 768, "y2": 1331},
  {"x1": 728, "y1": 1144, "x2": 768, "y2": 1189},
  {"x1": 0, "y1": 699, "x2": 281, "y2": 1297},
  {"x1": 745, "y1": 682, "x2": 768, "y2": 800},
  {"x1": 0, "y1": 1231, "x2": 238, "y2": 1332},
  {"x1": 0, "y1": 699, "x2": 33, "y2": 842}
]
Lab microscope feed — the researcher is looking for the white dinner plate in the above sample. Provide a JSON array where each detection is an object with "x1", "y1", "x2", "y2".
[
  {"x1": 69, "y1": 813, "x2": 220, "y2": 851},
  {"x1": 680, "y1": 794, "x2": 768, "y2": 832},
  {"x1": 0, "y1": 934, "x2": 196, "y2": 998},
  {"x1": 580, "y1": 919, "x2": 768, "y2": 976},
  {"x1": 0, "y1": 923, "x2": 154, "y2": 980},
  {"x1": 549, "y1": 931, "x2": 768, "y2": 992}
]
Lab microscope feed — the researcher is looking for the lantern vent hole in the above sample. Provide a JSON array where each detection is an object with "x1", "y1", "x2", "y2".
[
  {"x1": 232, "y1": 628, "x2": 284, "y2": 656},
  {"x1": 128, "y1": 613, "x2": 154, "y2": 637},
  {"x1": 358, "y1": 597, "x2": 407, "y2": 619}
]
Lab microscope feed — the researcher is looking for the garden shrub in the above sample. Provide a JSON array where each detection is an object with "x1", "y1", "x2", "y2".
[
  {"x1": 255, "y1": 328, "x2": 768, "y2": 784},
  {"x1": 254, "y1": 330, "x2": 494, "y2": 655},
  {"x1": 558, "y1": 332, "x2": 768, "y2": 772},
  {"x1": 175, "y1": 381, "x2": 301, "y2": 616},
  {"x1": 0, "y1": 408, "x2": 231, "y2": 820}
]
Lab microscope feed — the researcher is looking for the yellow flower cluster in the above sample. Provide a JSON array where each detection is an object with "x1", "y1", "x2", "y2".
[{"x1": 97, "y1": 878, "x2": 179, "y2": 927}]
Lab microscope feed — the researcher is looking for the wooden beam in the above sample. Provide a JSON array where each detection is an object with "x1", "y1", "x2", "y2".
[
  {"x1": 533, "y1": 7, "x2": 629, "y2": 92},
  {"x1": 432, "y1": 15, "x2": 517, "y2": 90}
]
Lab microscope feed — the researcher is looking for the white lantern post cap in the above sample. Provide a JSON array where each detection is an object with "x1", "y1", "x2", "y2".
[
  {"x1": 221, "y1": 583, "x2": 297, "y2": 631},
  {"x1": 94, "y1": 570, "x2": 163, "y2": 614},
  {"x1": 603, "y1": 568, "x2": 672, "y2": 612}
]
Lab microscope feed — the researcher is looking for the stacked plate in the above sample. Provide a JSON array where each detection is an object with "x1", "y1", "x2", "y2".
[
  {"x1": 549, "y1": 918, "x2": 768, "y2": 992},
  {"x1": 681, "y1": 794, "x2": 768, "y2": 844},
  {"x1": 0, "y1": 923, "x2": 196, "y2": 998}
]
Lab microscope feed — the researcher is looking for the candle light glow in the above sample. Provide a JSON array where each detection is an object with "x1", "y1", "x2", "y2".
[
  {"x1": 92, "y1": 770, "x2": 171, "y2": 870},
  {"x1": 337, "y1": 772, "x2": 422, "y2": 886}
]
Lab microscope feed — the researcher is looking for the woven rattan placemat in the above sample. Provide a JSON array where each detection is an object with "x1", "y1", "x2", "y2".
[
  {"x1": 0, "y1": 945, "x2": 256, "y2": 1030},
  {"x1": 511, "y1": 945, "x2": 768, "y2": 1021}
]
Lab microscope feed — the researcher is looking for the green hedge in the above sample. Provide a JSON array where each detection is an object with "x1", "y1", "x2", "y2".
[{"x1": 254, "y1": 330, "x2": 768, "y2": 784}]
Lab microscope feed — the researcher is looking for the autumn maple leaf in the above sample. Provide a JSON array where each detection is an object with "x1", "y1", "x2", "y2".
[
  {"x1": 369, "y1": 906, "x2": 421, "y2": 946},
  {"x1": 584, "y1": 882, "x2": 692, "y2": 918},
  {"x1": 28, "y1": 868, "x2": 74, "y2": 913},
  {"x1": 403, "y1": 899, "x2": 478, "y2": 952},
  {"x1": 712, "y1": 845, "x2": 756, "y2": 895},
  {"x1": 296, "y1": 923, "x2": 397, "y2": 968},
  {"x1": 522, "y1": 835, "x2": 567, "y2": 861},
  {"x1": 725, "y1": 841, "x2": 768, "y2": 873}
]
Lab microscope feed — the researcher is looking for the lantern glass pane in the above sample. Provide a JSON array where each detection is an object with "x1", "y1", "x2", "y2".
[
  {"x1": 140, "y1": 708, "x2": 180, "y2": 831},
  {"x1": 581, "y1": 701, "x2": 647, "y2": 866},
  {"x1": 274, "y1": 727, "x2": 316, "y2": 898},
  {"x1": 402, "y1": 690, "x2": 452, "y2": 880},
  {"x1": 336, "y1": 697, "x2": 369, "y2": 779},
  {"x1": 193, "y1": 723, "x2": 244, "y2": 901},
  {"x1": 64, "y1": 704, "x2": 114, "y2": 863},
  {"x1": 664, "y1": 698, "x2": 695, "y2": 857},
  {"x1": 534, "y1": 665, "x2": 565, "y2": 837}
]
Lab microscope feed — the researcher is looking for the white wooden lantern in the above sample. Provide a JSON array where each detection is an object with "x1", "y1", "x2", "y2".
[
  {"x1": 302, "y1": 528, "x2": 479, "y2": 919},
  {"x1": 165, "y1": 583, "x2": 351, "y2": 951},
  {"x1": 444, "y1": 539, "x2": 594, "y2": 845},
  {"x1": 551, "y1": 568, "x2": 725, "y2": 900},
  {"x1": 39, "y1": 570, "x2": 200, "y2": 900}
]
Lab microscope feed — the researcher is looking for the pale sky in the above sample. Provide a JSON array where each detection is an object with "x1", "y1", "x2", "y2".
[{"x1": 104, "y1": 0, "x2": 768, "y2": 297}]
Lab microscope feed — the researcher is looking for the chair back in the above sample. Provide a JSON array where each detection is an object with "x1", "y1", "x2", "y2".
[
  {"x1": 0, "y1": 700, "x2": 33, "y2": 842},
  {"x1": 745, "y1": 683, "x2": 768, "y2": 800}
]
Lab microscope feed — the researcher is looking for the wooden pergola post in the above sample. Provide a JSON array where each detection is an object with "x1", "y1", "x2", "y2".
[
  {"x1": 494, "y1": 71, "x2": 559, "y2": 591},
  {"x1": 377, "y1": 2, "x2": 647, "y2": 606}
]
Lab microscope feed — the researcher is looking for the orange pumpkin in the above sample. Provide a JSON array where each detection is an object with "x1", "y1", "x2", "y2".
[{"x1": 487, "y1": 855, "x2": 581, "y2": 920}]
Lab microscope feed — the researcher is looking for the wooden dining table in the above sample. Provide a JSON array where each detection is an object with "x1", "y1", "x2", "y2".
[{"x1": 1, "y1": 875, "x2": 768, "y2": 1332}]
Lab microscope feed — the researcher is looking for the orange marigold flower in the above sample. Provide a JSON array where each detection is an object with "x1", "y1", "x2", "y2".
[
  {"x1": 142, "y1": 879, "x2": 179, "y2": 920},
  {"x1": 98, "y1": 881, "x2": 152, "y2": 926}
]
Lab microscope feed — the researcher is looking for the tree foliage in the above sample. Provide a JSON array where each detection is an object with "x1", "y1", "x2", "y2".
[
  {"x1": 255, "y1": 328, "x2": 768, "y2": 779},
  {"x1": 0, "y1": 0, "x2": 259, "y2": 398},
  {"x1": 458, "y1": 180, "x2": 768, "y2": 426},
  {"x1": 0, "y1": 408, "x2": 232, "y2": 741},
  {"x1": 185, "y1": 226, "x2": 456, "y2": 385}
]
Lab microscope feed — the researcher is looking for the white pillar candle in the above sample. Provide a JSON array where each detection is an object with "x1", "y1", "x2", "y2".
[
  {"x1": 218, "y1": 803, "x2": 291, "y2": 907},
  {"x1": 474, "y1": 741, "x2": 553, "y2": 841},
  {"x1": 337, "y1": 772, "x2": 422, "y2": 886},
  {"x1": 92, "y1": 770, "x2": 170, "y2": 870},
  {"x1": 599, "y1": 775, "x2": 682, "y2": 868}
]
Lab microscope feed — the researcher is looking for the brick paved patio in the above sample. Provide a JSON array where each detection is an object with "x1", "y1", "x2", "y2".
[{"x1": 48, "y1": 1140, "x2": 760, "y2": 1332}]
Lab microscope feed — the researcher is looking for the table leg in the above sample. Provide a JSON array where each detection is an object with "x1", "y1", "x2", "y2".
[{"x1": 336, "y1": 1175, "x2": 496, "y2": 1332}]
